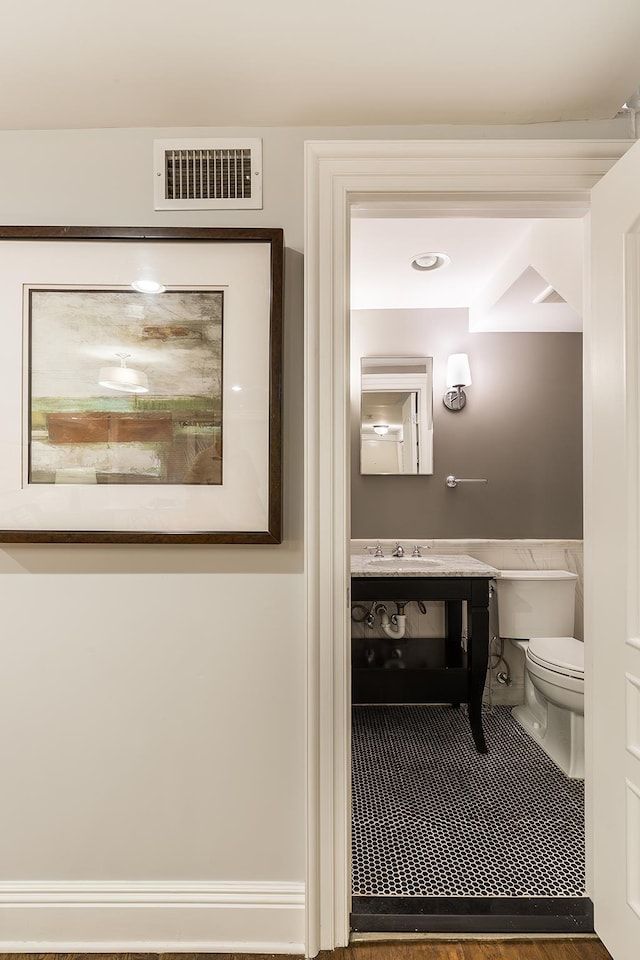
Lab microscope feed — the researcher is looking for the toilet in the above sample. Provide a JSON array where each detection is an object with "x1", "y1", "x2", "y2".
[{"x1": 495, "y1": 569, "x2": 584, "y2": 779}]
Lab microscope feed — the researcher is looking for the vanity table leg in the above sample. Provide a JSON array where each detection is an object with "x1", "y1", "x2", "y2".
[
  {"x1": 445, "y1": 600, "x2": 463, "y2": 707},
  {"x1": 468, "y1": 580, "x2": 490, "y2": 754}
]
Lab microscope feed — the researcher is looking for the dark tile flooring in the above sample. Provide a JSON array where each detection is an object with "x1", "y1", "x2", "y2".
[{"x1": 352, "y1": 704, "x2": 585, "y2": 898}]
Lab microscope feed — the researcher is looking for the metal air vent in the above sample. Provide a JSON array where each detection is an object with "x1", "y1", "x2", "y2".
[{"x1": 153, "y1": 138, "x2": 262, "y2": 210}]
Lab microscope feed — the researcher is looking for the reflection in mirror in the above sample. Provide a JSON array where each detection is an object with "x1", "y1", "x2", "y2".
[{"x1": 360, "y1": 357, "x2": 433, "y2": 475}]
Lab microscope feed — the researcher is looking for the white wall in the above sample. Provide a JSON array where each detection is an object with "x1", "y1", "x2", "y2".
[{"x1": 0, "y1": 116, "x2": 631, "y2": 951}]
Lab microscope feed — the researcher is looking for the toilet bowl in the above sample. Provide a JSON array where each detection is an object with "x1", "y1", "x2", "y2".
[
  {"x1": 527, "y1": 635, "x2": 584, "y2": 714},
  {"x1": 495, "y1": 571, "x2": 584, "y2": 779}
]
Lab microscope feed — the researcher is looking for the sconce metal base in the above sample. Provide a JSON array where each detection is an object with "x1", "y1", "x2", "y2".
[{"x1": 443, "y1": 388, "x2": 467, "y2": 411}]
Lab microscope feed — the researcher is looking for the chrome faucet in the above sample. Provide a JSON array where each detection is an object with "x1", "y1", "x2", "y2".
[
  {"x1": 411, "y1": 544, "x2": 431, "y2": 557},
  {"x1": 392, "y1": 541, "x2": 405, "y2": 557},
  {"x1": 365, "y1": 541, "x2": 384, "y2": 557}
]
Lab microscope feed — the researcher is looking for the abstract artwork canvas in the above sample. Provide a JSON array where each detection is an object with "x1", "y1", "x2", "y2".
[{"x1": 29, "y1": 287, "x2": 224, "y2": 486}]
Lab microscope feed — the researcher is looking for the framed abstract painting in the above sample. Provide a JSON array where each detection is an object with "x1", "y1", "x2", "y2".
[{"x1": 0, "y1": 226, "x2": 283, "y2": 543}]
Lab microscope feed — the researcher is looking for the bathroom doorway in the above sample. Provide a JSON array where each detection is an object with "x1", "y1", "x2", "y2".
[
  {"x1": 348, "y1": 210, "x2": 587, "y2": 933},
  {"x1": 304, "y1": 137, "x2": 640, "y2": 958}
]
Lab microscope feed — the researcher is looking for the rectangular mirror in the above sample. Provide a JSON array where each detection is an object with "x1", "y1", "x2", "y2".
[{"x1": 360, "y1": 356, "x2": 433, "y2": 475}]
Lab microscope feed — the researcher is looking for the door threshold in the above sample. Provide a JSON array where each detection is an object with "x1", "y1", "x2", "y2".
[
  {"x1": 350, "y1": 896, "x2": 594, "y2": 935},
  {"x1": 350, "y1": 932, "x2": 600, "y2": 942}
]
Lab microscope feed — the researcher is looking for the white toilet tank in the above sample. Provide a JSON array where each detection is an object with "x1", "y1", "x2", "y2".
[{"x1": 495, "y1": 569, "x2": 578, "y2": 639}]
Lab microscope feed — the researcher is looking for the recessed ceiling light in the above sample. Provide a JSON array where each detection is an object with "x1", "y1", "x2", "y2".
[
  {"x1": 410, "y1": 252, "x2": 451, "y2": 272},
  {"x1": 131, "y1": 279, "x2": 166, "y2": 294}
]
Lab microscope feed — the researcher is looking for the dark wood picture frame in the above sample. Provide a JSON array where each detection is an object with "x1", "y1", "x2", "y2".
[{"x1": 0, "y1": 226, "x2": 283, "y2": 544}]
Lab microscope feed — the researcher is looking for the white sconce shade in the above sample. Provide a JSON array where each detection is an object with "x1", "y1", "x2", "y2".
[
  {"x1": 446, "y1": 353, "x2": 472, "y2": 388},
  {"x1": 373, "y1": 424, "x2": 389, "y2": 436},
  {"x1": 444, "y1": 353, "x2": 471, "y2": 412},
  {"x1": 99, "y1": 353, "x2": 149, "y2": 394}
]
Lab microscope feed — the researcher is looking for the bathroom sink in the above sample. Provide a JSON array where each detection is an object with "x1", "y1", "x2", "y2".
[
  {"x1": 352, "y1": 553, "x2": 500, "y2": 579},
  {"x1": 364, "y1": 555, "x2": 442, "y2": 566}
]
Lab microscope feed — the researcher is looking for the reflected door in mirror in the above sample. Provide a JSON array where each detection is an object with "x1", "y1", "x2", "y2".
[{"x1": 360, "y1": 357, "x2": 433, "y2": 475}]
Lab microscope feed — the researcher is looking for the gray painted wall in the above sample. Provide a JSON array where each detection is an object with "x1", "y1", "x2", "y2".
[{"x1": 351, "y1": 308, "x2": 583, "y2": 540}]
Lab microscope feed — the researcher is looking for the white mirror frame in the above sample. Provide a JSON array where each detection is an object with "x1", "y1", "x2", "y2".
[{"x1": 360, "y1": 359, "x2": 433, "y2": 475}]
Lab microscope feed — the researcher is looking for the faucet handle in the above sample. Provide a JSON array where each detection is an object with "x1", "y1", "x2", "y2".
[
  {"x1": 365, "y1": 541, "x2": 384, "y2": 557},
  {"x1": 411, "y1": 544, "x2": 431, "y2": 557}
]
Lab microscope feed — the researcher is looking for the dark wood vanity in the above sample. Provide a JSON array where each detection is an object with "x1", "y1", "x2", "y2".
[{"x1": 351, "y1": 555, "x2": 499, "y2": 753}]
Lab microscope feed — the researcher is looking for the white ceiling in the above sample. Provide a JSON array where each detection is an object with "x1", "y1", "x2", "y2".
[
  {"x1": 1, "y1": 0, "x2": 640, "y2": 130},
  {"x1": 350, "y1": 216, "x2": 585, "y2": 331},
  {"x1": 351, "y1": 218, "x2": 533, "y2": 309}
]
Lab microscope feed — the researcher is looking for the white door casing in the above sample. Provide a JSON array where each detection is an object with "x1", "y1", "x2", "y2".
[
  {"x1": 304, "y1": 138, "x2": 631, "y2": 957},
  {"x1": 587, "y1": 136, "x2": 640, "y2": 960}
]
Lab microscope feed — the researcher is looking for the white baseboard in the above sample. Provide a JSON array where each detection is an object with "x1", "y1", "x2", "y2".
[{"x1": 0, "y1": 880, "x2": 306, "y2": 953}]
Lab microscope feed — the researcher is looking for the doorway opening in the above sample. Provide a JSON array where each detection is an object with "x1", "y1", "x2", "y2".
[
  {"x1": 303, "y1": 138, "x2": 631, "y2": 958},
  {"x1": 348, "y1": 208, "x2": 589, "y2": 933}
]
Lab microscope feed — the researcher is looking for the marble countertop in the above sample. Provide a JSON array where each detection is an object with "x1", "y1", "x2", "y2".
[{"x1": 351, "y1": 552, "x2": 500, "y2": 578}]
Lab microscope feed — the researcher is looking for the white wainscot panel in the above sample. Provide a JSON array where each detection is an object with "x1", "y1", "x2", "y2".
[{"x1": 626, "y1": 781, "x2": 640, "y2": 920}]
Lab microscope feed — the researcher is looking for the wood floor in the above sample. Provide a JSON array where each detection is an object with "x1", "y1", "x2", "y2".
[
  {"x1": 0, "y1": 944, "x2": 613, "y2": 960},
  {"x1": 325, "y1": 941, "x2": 613, "y2": 960}
]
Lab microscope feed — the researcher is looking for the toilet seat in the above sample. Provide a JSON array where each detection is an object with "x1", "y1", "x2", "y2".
[{"x1": 527, "y1": 636, "x2": 584, "y2": 680}]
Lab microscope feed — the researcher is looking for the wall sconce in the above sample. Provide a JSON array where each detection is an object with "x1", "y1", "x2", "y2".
[
  {"x1": 99, "y1": 353, "x2": 149, "y2": 394},
  {"x1": 372, "y1": 424, "x2": 389, "y2": 436},
  {"x1": 443, "y1": 353, "x2": 471, "y2": 411}
]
